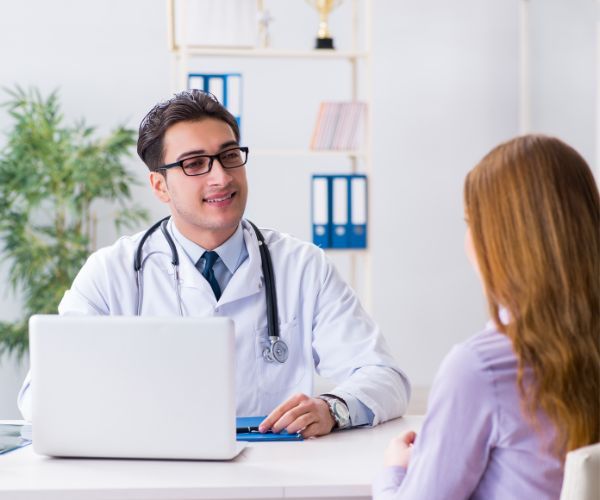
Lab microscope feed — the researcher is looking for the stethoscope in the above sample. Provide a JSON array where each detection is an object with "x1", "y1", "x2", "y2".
[{"x1": 133, "y1": 216, "x2": 289, "y2": 364}]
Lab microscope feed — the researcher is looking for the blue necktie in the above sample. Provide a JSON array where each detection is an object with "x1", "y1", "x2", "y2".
[{"x1": 198, "y1": 251, "x2": 222, "y2": 300}]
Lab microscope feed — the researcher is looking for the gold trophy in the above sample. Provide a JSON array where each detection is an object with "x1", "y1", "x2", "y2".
[{"x1": 306, "y1": 0, "x2": 343, "y2": 49}]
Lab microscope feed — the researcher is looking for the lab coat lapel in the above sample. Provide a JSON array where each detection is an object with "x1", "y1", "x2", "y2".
[
  {"x1": 153, "y1": 220, "x2": 263, "y2": 305},
  {"x1": 177, "y1": 249, "x2": 213, "y2": 293},
  {"x1": 153, "y1": 229, "x2": 215, "y2": 297},
  {"x1": 217, "y1": 224, "x2": 263, "y2": 306}
]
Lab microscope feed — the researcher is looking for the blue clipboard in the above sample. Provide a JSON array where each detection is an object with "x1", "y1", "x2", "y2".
[{"x1": 236, "y1": 416, "x2": 303, "y2": 442}]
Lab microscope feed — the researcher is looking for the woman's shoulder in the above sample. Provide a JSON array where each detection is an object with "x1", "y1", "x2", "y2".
[
  {"x1": 420, "y1": 327, "x2": 507, "y2": 451},
  {"x1": 460, "y1": 325, "x2": 517, "y2": 375},
  {"x1": 434, "y1": 325, "x2": 516, "y2": 398},
  {"x1": 463, "y1": 323, "x2": 514, "y2": 356}
]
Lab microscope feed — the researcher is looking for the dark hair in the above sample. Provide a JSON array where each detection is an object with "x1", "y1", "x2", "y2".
[{"x1": 137, "y1": 89, "x2": 240, "y2": 170}]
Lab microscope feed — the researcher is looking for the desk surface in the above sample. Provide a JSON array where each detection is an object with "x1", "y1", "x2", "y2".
[{"x1": 1, "y1": 415, "x2": 423, "y2": 500}]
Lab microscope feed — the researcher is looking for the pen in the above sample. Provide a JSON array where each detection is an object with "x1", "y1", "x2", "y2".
[{"x1": 236, "y1": 426, "x2": 261, "y2": 434}]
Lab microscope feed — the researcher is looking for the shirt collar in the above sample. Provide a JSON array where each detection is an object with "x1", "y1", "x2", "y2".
[
  {"x1": 169, "y1": 219, "x2": 245, "y2": 274},
  {"x1": 485, "y1": 306, "x2": 511, "y2": 330}
]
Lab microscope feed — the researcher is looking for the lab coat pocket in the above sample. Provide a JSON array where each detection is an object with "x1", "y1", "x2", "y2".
[{"x1": 255, "y1": 318, "x2": 306, "y2": 395}]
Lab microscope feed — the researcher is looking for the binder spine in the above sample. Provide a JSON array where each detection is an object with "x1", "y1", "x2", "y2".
[
  {"x1": 311, "y1": 175, "x2": 331, "y2": 248},
  {"x1": 349, "y1": 175, "x2": 368, "y2": 248},
  {"x1": 331, "y1": 176, "x2": 349, "y2": 248}
]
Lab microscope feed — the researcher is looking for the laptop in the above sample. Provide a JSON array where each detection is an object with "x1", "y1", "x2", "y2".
[{"x1": 29, "y1": 314, "x2": 245, "y2": 460}]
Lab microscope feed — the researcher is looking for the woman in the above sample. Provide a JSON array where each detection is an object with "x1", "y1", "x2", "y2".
[{"x1": 374, "y1": 135, "x2": 600, "y2": 499}]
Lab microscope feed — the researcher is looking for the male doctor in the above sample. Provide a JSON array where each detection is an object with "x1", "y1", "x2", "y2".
[{"x1": 19, "y1": 90, "x2": 410, "y2": 437}]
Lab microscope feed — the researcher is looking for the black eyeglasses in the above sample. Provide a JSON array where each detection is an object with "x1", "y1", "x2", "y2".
[{"x1": 155, "y1": 146, "x2": 249, "y2": 176}]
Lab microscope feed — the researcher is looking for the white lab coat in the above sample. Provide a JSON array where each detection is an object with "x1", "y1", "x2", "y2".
[{"x1": 19, "y1": 220, "x2": 410, "y2": 423}]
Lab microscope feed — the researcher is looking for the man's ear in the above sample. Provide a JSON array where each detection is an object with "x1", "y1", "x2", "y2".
[{"x1": 149, "y1": 171, "x2": 170, "y2": 203}]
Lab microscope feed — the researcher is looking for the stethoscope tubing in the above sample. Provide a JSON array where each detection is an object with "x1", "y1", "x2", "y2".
[
  {"x1": 247, "y1": 220, "x2": 280, "y2": 342},
  {"x1": 133, "y1": 216, "x2": 286, "y2": 362}
]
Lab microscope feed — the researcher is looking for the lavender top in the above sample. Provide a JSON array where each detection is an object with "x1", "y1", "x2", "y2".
[{"x1": 373, "y1": 326, "x2": 564, "y2": 500}]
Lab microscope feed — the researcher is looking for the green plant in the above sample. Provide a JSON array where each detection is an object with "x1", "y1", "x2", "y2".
[{"x1": 0, "y1": 87, "x2": 148, "y2": 357}]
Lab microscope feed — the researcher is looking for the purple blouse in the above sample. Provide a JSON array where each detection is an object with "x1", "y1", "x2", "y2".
[{"x1": 373, "y1": 326, "x2": 564, "y2": 499}]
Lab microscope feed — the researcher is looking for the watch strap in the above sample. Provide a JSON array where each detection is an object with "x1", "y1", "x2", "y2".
[{"x1": 318, "y1": 394, "x2": 351, "y2": 429}]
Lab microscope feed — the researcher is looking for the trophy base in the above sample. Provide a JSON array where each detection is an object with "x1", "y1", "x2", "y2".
[{"x1": 315, "y1": 37, "x2": 335, "y2": 50}]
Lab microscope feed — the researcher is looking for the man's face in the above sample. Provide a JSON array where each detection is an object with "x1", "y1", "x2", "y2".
[{"x1": 150, "y1": 118, "x2": 248, "y2": 248}]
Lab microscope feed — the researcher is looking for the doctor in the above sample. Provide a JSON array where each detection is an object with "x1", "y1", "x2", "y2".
[{"x1": 19, "y1": 90, "x2": 410, "y2": 437}]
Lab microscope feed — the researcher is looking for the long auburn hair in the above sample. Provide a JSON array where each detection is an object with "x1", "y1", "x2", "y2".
[{"x1": 464, "y1": 134, "x2": 599, "y2": 456}]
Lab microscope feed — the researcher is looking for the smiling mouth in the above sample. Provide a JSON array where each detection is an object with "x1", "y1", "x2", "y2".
[{"x1": 204, "y1": 192, "x2": 235, "y2": 203}]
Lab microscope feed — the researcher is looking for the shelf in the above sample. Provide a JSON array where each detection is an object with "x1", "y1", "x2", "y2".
[
  {"x1": 172, "y1": 48, "x2": 368, "y2": 60},
  {"x1": 251, "y1": 149, "x2": 366, "y2": 158},
  {"x1": 167, "y1": 0, "x2": 374, "y2": 311}
]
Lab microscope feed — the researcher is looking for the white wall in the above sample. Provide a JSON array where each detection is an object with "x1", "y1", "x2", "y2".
[
  {"x1": 528, "y1": 0, "x2": 598, "y2": 170},
  {"x1": 371, "y1": 0, "x2": 518, "y2": 386},
  {"x1": 0, "y1": 0, "x2": 172, "y2": 418},
  {"x1": 0, "y1": 0, "x2": 593, "y2": 418}
]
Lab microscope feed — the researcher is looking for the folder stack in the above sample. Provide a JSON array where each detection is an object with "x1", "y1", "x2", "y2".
[
  {"x1": 311, "y1": 174, "x2": 368, "y2": 249},
  {"x1": 188, "y1": 73, "x2": 242, "y2": 131}
]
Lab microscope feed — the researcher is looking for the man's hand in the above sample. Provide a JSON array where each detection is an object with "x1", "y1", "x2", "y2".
[
  {"x1": 258, "y1": 393, "x2": 335, "y2": 438},
  {"x1": 384, "y1": 430, "x2": 416, "y2": 467}
]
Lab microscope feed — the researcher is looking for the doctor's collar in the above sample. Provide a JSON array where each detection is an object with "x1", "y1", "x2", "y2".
[{"x1": 168, "y1": 220, "x2": 245, "y2": 275}]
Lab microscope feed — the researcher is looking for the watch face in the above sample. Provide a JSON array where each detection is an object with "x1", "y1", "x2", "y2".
[{"x1": 331, "y1": 400, "x2": 350, "y2": 427}]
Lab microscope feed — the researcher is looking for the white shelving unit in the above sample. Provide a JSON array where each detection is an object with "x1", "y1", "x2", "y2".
[
  {"x1": 166, "y1": 0, "x2": 373, "y2": 311},
  {"x1": 170, "y1": 48, "x2": 369, "y2": 59}
]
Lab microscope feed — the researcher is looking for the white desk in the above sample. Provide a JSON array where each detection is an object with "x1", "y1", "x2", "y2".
[{"x1": 0, "y1": 415, "x2": 423, "y2": 500}]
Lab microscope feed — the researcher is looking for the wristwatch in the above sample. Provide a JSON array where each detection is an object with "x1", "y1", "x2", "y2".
[{"x1": 318, "y1": 395, "x2": 351, "y2": 430}]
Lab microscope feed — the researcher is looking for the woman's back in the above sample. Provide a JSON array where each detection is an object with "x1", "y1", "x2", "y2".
[
  {"x1": 374, "y1": 325, "x2": 564, "y2": 499},
  {"x1": 462, "y1": 327, "x2": 563, "y2": 498},
  {"x1": 375, "y1": 135, "x2": 598, "y2": 499}
]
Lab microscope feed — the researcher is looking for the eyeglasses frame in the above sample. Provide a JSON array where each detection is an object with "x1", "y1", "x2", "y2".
[{"x1": 153, "y1": 146, "x2": 249, "y2": 176}]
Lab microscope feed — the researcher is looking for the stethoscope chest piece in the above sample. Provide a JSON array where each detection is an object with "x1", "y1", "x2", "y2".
[{"x1": 263, "y1": 338, "x2": 289, "y2": 364}]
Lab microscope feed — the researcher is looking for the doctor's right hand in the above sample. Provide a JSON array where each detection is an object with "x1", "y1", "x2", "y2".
[{"x1": 258, "y1": 393, "x2": 335, "y2": 438}]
